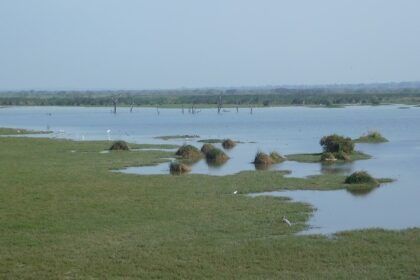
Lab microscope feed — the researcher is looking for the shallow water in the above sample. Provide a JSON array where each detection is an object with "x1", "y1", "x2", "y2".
[{"x1": 1, "y1": 105, "x2": 420, "y2": 234}]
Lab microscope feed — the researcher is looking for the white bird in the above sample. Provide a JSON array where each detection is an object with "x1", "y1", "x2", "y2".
[
  {"x1": 233, "y1": 190, "x2": 238, "y2": 195},
  {"x1": 282, "y1": 216, "x2": 292, "y2": 226},
  {"x1": 106, "y1": 129, "x2": 111, "y2": 141}
]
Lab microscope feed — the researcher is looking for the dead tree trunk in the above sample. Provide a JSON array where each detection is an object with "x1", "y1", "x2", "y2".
[
  {"x1": 111, "y1": 95, "x2": 119, "y2": 114},
  {"x1": 130, "y1": 99, "x2": 134, "y2": 113},
  {"x1": 217, "y1": 95, "x2": 223, "y2": 114}
]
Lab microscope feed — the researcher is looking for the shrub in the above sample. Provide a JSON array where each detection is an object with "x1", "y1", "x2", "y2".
[
  {"x1": 321, "y1": 152, "x2": 336, "y2": 162},
  {"x1": 109, "y1": 140, "x2": 130, "y2": 151},
  {"x1": 222, "y1": 139, "x2": 236, "y2": 149},
  {"x1": 201, "y1": 143, "x2": 215, "y2": 154},
  {"x1": 205, "y1": 147, "x2": 229, "y2": 164},
  {"x1": 345, "y1": 171, "x2": 378, "y2": 185},
  {"x1": 169, "y1": 162, "x2": 191, "y2": 175},
  {"x1": 175, "y1": 145, "x2": 202, "y2": 160},
  {"x1": 254, "y1": 152, "x2": 274, "y2": 165},
  {"x1": 335, "y1": 151, "x2": 350, "y2": 161},
  {"x1": 320, "y1": 134, "x2": 354, "y2": 154}
]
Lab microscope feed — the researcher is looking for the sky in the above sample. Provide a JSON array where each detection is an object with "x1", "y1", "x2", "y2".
[{"x1": 0, "y1": 0, "x2": 419, "y2": 90}]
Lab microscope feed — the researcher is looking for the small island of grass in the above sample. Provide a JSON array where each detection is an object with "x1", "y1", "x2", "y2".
[
  {"x1": 344, "y1": 171, "x2": 393, "y2": 194},
  {"x1": 354, "y1": 131, "x2": 388, "y2": 143},
  {"x1": 222, "y1": 139, "x2": 236, "y2": 149},
  {"x1": 253, "y1": 151, "x2": 285, "y2": 165},
  {"x1": 287, "y1": 134, "x2": 371, "y2": 163},
  {"x1": 155, "y1": 134, "x2": 199, "y2": 140},
  {"x1": 0, "y1": 127, "x2": 51, "y2": 135},
  {"x1": 169, "y1": 161, "x2": 191, "y2": 175},
  {"x1": 200, "y1": 143, "x2": 229, "y2": 164},
  {"x1": 175, "y1": 145, "x2": 202, "y2": 161}
]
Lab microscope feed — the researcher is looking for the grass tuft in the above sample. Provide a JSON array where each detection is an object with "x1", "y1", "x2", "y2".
[
  {"x1": 204, "y1": 147, "x2": 229, "y2": 164},
  {"x1": 175, "y1": 145, "x2": 202, "y2": 160},
  {"x1": 345, "y1": 171, "x2": 379, "y2": 185},
  {"x1": 222, "y1": 139, "x2": 236, "y2": 149},
  {"x1": 169, "y1": 161, "x2": 191, "y2": 175},
  {"x1": 109, "y1": 140, "x2": 130, "y2": 151}
]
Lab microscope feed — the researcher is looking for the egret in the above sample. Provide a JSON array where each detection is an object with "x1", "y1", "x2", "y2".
[
  {"x1": 106, "y1": 129, "x2": 111, "y2": 141},
  {"x1": 233, "y1": 190, "x2": 238, "y2": 195},
  {"x1": 282, "y1": 216, "x2": 292, "y2": 226}
]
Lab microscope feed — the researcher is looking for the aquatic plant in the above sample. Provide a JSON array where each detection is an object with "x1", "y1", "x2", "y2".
[
  {"x1": 345, "y1": 171, "x2": 379, "y2": 185},
  {"x1": 169, "y1": 162, "x2": 191, "y2": 175},
  {"x1": 222, "y1": 139, "x2": 236, "y2": 149},
  {"x1": 175, "y1": 145, "x2": 202, "y2": 160},
  {"x1": 253, "y1": 152, "x2": 273, "y2": 165},
  {"x1": 201, "y1": 143, "x2": 216, "y2": 154},
  {"x1": 109, "y1": 140, "x2": 130, "y2": 151},
  {"x1": 354, "y1": 131, "x2": 388, "y2": 143},
  {"x1": 205, "y1": 147, "x2": 229, "y2": 164},
  {"x1": 320, "y1": 134, "x2": 354, "y2": 154}
]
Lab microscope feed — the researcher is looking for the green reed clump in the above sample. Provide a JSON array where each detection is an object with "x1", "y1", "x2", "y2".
[
  {"x1": 109, "y1": 140, "x2": 130, "y2": 151},
  {"x1": 345, "y1": 171, "x2": 379, "y2": 185},
  {"x1": 201, "y1": 143, "x2": 216, "y2": 155},
  {"x1": 222, "y1": 139, "x2": 236, "y2": 149},
  {"x1": 169, "y1": 162, "x2": 191, "y2": 175},
  {"x1": 205, "y1": 147, "x2": 229, "y2": 164},
  {"x1": 175, "y1": 145, "x2": 202, "y2": 160}
]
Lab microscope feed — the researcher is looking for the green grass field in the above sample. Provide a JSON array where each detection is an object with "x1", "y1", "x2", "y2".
[{"x1": 0, "y1": 135, "x2": 419, "y2": 279}]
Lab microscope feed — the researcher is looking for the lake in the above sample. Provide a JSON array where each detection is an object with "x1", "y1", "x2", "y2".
[{"x1": 1, "y1": 105, "x2": 419, "y2": 234}]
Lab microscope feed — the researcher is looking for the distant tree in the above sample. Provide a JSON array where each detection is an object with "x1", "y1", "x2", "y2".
[{"x1": 320, "y1": 134, "x2": 354, "y2": 154}]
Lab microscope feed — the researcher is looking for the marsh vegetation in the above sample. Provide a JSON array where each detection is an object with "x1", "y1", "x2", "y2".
[
  {"x1": 109, "y1": 140, "x2": 130, "y2": 151},
  {"x1": 354, "y1": 131, "x2": 388, "y2": 143}
]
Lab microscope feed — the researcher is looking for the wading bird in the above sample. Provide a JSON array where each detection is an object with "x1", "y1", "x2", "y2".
[{"x1": 282, "y1": 216, "x2": 292, "y2": 226}]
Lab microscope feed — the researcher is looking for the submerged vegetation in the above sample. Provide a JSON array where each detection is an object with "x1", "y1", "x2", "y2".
[
  {"x1": 175, "y1": 145, "x2": 202, "y2": 160},
  {"x1": 109, "y1": 140, "x2": 130, "y2": 151},
  {"x1": 169, "y1": 161, "x2": 191, "y2": 175},
  {"x1": 354, "y1": 131, "x2": 388, "y2": 143}
]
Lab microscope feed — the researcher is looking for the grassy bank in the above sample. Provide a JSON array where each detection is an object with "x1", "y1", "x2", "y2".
[
  {"x1": 0, "y1": 127, "x2": 51, "y2": 135},
  {"x1": 0, "y1": 136, "x2": 419, "y2": 279}
]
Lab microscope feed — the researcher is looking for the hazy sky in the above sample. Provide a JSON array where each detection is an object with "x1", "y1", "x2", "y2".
[{"x1": 1, "y1": 0, "x2": 419, "y2": 90}]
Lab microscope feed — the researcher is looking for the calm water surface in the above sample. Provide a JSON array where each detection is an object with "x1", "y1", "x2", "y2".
[{"x1": 1, "y1": 105, "x2": 419, "y2": 234}]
